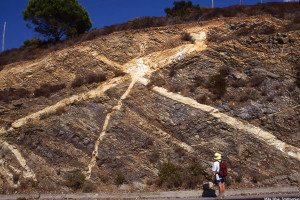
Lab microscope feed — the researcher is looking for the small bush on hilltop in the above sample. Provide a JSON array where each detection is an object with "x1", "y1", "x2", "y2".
[
  {"x1": 1, "y1": 2, "x2": 300, "y2": 68},
  {"x1": 165, "y1": 1, "x2": 201, "y2": 17},
  {"x1": 23, "y1": 37, "x2": 42, "y2": 47}
]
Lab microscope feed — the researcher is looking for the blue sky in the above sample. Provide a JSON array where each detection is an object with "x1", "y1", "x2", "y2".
[{"x1": 0, "y1": 0, "x2": 287, "y2": 51}]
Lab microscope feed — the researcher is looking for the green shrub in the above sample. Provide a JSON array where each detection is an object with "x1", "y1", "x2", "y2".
[
  {"x1": 114, "y1": 172, "x2": 126, "y2": 185},
  {"x1": 30, "y1": 180, "x2": 39, "y2": 188},
  {"x1": 165, "y1": 1, "x2": 200, "y2": 17},
  {"x1": 158, "y1": 162, "x2": 182, "y2": 188},
  {"x1": 23, "y1": 37, "x2": 42, "y2": 47},
  {"x1": 249, "y1": 91, "x2": 260, "y2": 101},
  {"x1": 66, "y1": 172, "x2": 85, "y2": 190}
]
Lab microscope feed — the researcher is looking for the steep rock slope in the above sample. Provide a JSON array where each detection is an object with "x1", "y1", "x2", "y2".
[{"x1": 0, "y1": 16, "x2": 299, "y2": 194}]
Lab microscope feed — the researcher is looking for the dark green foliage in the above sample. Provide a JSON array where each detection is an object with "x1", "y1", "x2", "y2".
[
  {"x1": 2, "y1": 2, "x2": 299, "y2": 69},
  {"x1": 165, "y1": 1, "x2": 200, "y2": 17},
  {"x1": 181, "y1": 162, "x2": 209, "y2": 189},
  {"x1": 158, "y1": 162, "x2": 182, "y2": 188},
  {"x1": 66, "y1": 172, "x2": 85, "y2": 190},
  {"x1": 249, "y1": 91, "x2": 260, "y2": 101},
  {"x1": 30, "y1": 180, "x2": 39, "y2": 187},
  {"x1": 157, "y1": 161, "x2": 208, "y2": 189},
  {"x1": 22, "y1": 0, "x2": 92, "y2": 41},
  {"x1": 189, "y1": 162, "x2": 208, "y2": 178},
  {"x1": 114, "y1": 172, "x2": 126, "y2": 185},
  {"x1": 23, "y1": 37, "x2": 42, "y2": 47}
]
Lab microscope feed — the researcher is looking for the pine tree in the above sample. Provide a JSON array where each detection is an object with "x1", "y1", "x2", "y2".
[{"x1": 23, "y1": 0, "x2": 92, "y2": 41}]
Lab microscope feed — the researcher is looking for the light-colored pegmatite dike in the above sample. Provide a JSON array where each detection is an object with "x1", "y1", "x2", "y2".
[
  {"x1": 0, "y1": 140, "x2": 37, "y2": 186},
  {"x1": 0, "y1": 27, "x2": 299, "y2": 187},
  {"x1": 151, "y1": 86, "x2": 300, "y2": 162}
]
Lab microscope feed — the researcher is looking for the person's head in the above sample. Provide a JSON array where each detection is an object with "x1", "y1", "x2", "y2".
[{"x1": 214, "y1": 152, "x2": 221, "y2": 160}]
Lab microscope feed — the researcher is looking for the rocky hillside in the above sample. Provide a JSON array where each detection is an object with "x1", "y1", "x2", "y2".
[{"x1": 0, "y1": 15, "x2": 299, "y2": 194}]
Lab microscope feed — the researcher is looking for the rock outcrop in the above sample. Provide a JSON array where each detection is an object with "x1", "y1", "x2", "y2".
[{"x1": 0, "y1": 15, "x2": 299, "y2": 194}]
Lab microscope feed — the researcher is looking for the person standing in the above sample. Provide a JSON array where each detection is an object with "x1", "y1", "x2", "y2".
[{"x1": 212, "y1": 153, "x2": 226, "y2": 199}]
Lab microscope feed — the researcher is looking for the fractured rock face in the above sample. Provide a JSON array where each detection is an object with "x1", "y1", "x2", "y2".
[{"x1": 0, "y1": 16, "x2": 299, "y2": 194}]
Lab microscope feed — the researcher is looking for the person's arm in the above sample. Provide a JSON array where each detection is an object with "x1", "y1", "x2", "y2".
[{"x1": 212, "y1": 171, "x2": 215, "y2": 182}]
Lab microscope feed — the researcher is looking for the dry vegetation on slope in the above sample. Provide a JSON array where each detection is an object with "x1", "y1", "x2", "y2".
[
  {"x1": 0, "y1": 3, "x2": 299, "y2": 195},
  {"x1": 1, "y1": 2, "x2": 300, "y2": 69}
]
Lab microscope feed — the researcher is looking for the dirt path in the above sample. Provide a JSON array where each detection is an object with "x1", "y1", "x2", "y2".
[{"x1": 0, "y1": 186, "x2": 298, "y2": 199}]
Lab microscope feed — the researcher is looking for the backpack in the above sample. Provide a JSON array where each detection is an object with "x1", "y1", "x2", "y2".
[{"x1": 218, "y1": 161, "x2": 227, "y2": 177}]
